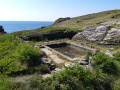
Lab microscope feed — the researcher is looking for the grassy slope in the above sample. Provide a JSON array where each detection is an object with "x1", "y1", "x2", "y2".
[{"x1": 51, "y1": 10, "x2": 120, "y2": 30}]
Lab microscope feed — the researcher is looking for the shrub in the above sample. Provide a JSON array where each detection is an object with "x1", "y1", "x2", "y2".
[
  {"x1": 114, "y1": 52, "x2": 120, "y2": 61},
  {"x1": 17, "y1": 44, "x2": 41, "y2": 67},
  {"x1": 0, "y1": 55, "x2": 20, "y2": 74},
  {"x1": 91, "y1": 68, "x2": 113, "y2": 90},
  {"x1": 0, "y1": 74, "x2": 14, "y2": 90},
  {"x1": 52, "y1": 65, "x2": 93, "y2": 90},
  {"x1": 93, "y1": 53, "x2": 119, "y2": 75},
  {"x1": 114, "y1": 79, "x2": 120, "y2": 90}
]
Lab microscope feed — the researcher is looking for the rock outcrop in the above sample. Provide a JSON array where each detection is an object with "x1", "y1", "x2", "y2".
[
  {"x1": 54, "y1": 17, "x2": 71, "y2": 23},
  {"x1": 73, "y1": 20, "x2": 120, "y2": 45},
  {"x1": 73, "y1": 25, "x2": 110, "y2": 43},
  {"x1": 0, "y1": 25, "x2": 6, "y2": 35},
  {"x1": 100, "y1": 28, "x2": 120, "y2": 45},
  {"x1": 101, "y1": 21, "x2": 118, "y2": 26}
]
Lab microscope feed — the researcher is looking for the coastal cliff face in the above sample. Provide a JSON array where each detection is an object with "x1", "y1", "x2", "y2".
[
  {"x1": 0, "y1": 26, "x2": 6, "y2": 35},
  {"x1": 73, "y1": 20, "x2": 120, "y2": 45}
]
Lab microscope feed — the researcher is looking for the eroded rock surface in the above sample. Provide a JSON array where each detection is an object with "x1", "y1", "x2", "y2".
[
  {"x1": 73, "y1": 25, "x2": 110, "y2": 42},
  {"x1": 73, "y1": 20, "x2": 120, "y2": 45},
  {"x1": 101, "y1": 21, "x2": 118, "y2": 26},
  {"x1": 101, "y1": 28, "x2": 120, "y2": 45}
]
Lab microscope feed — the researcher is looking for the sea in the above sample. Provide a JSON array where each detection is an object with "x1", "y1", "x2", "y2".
[{"x1": 0, "y1": 21, "x2": 54, "y2": 33}]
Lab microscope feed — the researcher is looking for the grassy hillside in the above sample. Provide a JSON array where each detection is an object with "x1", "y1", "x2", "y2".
[{"x1": 51, "y1": 10, "x2": 120, "y2": 29}]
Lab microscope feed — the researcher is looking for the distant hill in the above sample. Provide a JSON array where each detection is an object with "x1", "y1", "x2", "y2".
[{"x1": 51, "y1": 10, "x2": 120, "y2": 30}]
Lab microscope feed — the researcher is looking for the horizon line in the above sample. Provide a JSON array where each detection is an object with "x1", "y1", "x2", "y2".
[{"x1": 0, "y1": 20, "x2": 54, "y2": 22}]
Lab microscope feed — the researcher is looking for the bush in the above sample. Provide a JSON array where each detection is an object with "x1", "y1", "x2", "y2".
[
  {"x1": 93, "y1": 53, "x2": 119, "y2": 75},
  {"x1": 91, "y1": 68, "x2": 113, "y2": 90},
  {"x1": 13, "y1": 64, "x2": 115, "y2": 90},
  {"x1": 0, "y1": 74, "x2": 14, "y2": 90},
  {"x1": 17, "y1": 44, "x2": 41, "y2": 67},
  {"x1": 114, "y1": 79, "x2": 120, "y2": 90},
  {"x1": 51, "y1": 65, "x2": 93, "y2": 90},
  {"x1": 0, "y1": 55, "x2": 19, "y2": 74},
  {"x1": 114, "y1": 52, "x2": 120, "y2": 61}
]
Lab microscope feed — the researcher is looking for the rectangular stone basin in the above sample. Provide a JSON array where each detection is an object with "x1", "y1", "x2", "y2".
[{"x1": 46, "y1": 42, "x2": 91, "y2": 59}]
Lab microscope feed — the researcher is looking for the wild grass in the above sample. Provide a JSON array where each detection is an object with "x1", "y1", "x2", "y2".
[{"x1": 52, "y1": 10, "x2": 120, "y2": 29}]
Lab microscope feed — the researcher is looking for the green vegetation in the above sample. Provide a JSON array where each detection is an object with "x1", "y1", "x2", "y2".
[
  {"x1": 34, "y1": 27, "x2": 77, "y2": 33},
  {"x1": 93, "y1": 53, "x2": 120, "y2": 75},
  {"x1": 17, "y1": 44, "x2": 42, "y2": 67},
  {"x1": 12, "y1": 52, "x2": 120, "y2": 90},
  {"x1": 114, "y1": 52, "x2": 120, "y2": 61},
  {"x1": 0, "y1": 34, "x2": 44, "y2": 75},
  {"x1": 0, "y1": 74, "x2": 15, "y2": 90},
  {"x1": 0, "y1": 33, "x2": 120, "y2": 89}
]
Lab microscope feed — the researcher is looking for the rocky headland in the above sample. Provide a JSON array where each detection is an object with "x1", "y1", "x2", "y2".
[{"x1": 0, "y1": 25, "x2": 6, "y2": 35}]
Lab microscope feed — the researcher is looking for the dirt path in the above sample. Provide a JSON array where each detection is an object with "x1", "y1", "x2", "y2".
[
  {"x1": 41, "y1": 48, "x2": 64, "y2": 64},
  {"x1": 12, "y1": 74, "x2": 51, "y2": 83}
]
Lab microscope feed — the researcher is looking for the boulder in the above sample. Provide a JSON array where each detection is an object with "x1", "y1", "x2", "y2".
[
  {"x1": 78, "y1": 60, "x2": 89, "y2": 65},
  {"x1": 50, "y1": 64, "x2": 56, "y2": 70},
  {"x1": 41, "y1": 58, "x2": 52, "y2": 65},
  {"x1": 54, "y1": 17, "x2": 71, "y2": 23},
  {"x1": 41, "y1": 58, "x2": 56, "y2": 70},
  {"x1": 116, "y1": 21, "x2": 120, "y2": 27}
]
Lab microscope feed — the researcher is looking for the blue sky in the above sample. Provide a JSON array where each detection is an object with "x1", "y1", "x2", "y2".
[{"x1": 0, "y1": 0, "x2": 119, "y2": 21}]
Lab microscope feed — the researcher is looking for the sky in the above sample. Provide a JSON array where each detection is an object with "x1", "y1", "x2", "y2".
[{"x1": 0, "y1": 0, "x2": 120, "y2": 21}]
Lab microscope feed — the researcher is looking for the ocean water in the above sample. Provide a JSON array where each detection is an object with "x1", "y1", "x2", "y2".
[{"x1": 0, "y1": 21, "x2": 54, "y2": 33}]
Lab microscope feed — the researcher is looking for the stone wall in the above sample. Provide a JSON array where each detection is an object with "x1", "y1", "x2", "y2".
[{"x1": 20, "y1": 30, "x2": 77, "y2": 41}]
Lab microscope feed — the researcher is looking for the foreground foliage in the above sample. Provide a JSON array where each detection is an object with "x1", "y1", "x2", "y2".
[
  {"x1": 12, "y1": 52, "x2": 120, "y2": 90},
  {"x1": 0, "y1": 34, "x2": 43, "y2": 75},
  {"x1": 0, "y1": 31, "x2": 120, "y2": 90}
]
